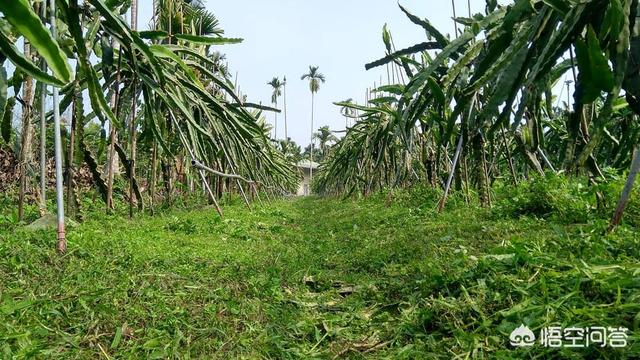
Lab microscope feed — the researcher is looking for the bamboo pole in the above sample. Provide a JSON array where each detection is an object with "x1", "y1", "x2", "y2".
[
  {"x1": 39, "y1": 2, "x2": 47, "y2": 214},
  {"x1": 451, "y1": 0, "x2": 460, "y2": 37},
  {"x1": 309, "y1": 92, "x2": 315, "y2": 184},
  {"x1": 129, "y1": 0, "x2": 139, "y2": 218},
  {"x1": 50, "y1": 0, "x2": 66, "y2": 253},
  {"x1": 283, "y1": 76, "x2": 288, "y2": 141},
  {"x1": 389, "y1": 38, "x2": 405, "y2": 84}
]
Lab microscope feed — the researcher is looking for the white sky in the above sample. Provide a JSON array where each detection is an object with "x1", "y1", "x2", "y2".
[
  {"x1": 136, "y1": 0, "x2": 503, "y2": 147},
  {"x1": 10, "y1": 1, "x2": 575, "y2": 148}
]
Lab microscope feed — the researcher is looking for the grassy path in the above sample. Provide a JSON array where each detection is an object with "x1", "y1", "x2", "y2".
[{"x1": 1, "y1": 195, "x2": 639, "y2": 358}]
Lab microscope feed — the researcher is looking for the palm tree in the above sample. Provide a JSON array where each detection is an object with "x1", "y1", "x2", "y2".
[
  {"x1": 314, "y1": 125, "x2": 338, "y2": 160},
  {"x1": 279, "y1": 138, "x2": 302, "y2": 164},
  {"x1": 301, "y1": 66, "x2": 325, "y2": 184},
  {"x1": 267, "y1": 77, "x2": 283, "y2": 139},
  {"x1": 340, "y1": 98, "x2": 354, "y2": 128},
  {"x1": 156, "y1": 0, "x2": 223, "y2": 39},
  {"x1": 209, "y1": 52, "x2": 228, "y2": 77}
]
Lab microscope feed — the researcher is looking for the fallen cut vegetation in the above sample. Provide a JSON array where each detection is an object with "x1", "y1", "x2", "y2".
[{"x1": 1, "y1": 177, "x2": 639, "y2": 358}]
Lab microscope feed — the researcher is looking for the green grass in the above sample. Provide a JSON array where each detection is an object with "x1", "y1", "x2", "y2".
[{"x1": 1, "y1": 191, "x2": 639, "y2": 358}]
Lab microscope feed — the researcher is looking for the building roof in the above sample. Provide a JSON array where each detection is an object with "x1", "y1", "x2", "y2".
[{"x1": 296, "y1": 160, "x2": 320, "y2": 170}]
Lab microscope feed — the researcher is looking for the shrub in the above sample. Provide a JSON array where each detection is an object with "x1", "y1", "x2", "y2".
[
  {"x1": 164, "y1": 216, "x2": 197, "y2": 234},
  {"x1": 493, "y1": 173, "x2": 594, "y2": 224}
]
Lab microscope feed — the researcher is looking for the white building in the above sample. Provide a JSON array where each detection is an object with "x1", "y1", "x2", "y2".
[{"x1": 296, "y1": 160, "x2": 319, "y2": 196}]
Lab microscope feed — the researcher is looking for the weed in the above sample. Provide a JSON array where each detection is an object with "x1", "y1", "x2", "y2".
[{"x1": 0, "y1": 185, "x2": 638, "y2": 358}]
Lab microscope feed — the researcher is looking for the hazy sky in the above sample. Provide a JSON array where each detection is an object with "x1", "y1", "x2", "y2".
[{"x1": 137, "y1": 1, "x2": 497, "y2": 147}]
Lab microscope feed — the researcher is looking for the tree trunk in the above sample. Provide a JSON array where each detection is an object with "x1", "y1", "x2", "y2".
[{"x1": 18, "y1": 41, "x2": 34, "y2": 222}]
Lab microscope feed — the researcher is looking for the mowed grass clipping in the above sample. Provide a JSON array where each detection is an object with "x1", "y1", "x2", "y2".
[{"x1": 1, "y1": 192, "x2": 639, "y2": 359}]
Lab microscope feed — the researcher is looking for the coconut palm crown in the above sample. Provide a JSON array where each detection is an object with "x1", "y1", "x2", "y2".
[{"x1": 301, "y1": 66, "x2": 325, "y2": 93}]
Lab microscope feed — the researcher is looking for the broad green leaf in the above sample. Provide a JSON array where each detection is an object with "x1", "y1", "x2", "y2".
[
  {"x1": 574, "y1": 0, "x2": 632, "y2": 166},
  {"x1": 542, "y1": 0, "x2": 570, "y2": 16},
  {"x1": 236, "y1": 102, "x2": 281, "y2": 112},
  {"x1": 0, "y1": 0, "x2": 72, "y2": 83},
  {"x1": 150, "y1": 45, "x2": 201, "y2": 88},
  {"x1": 548, "y1": 59, "x2": 573, "y2": 85},
  {"x1": 0, "y1": 31, "x2": 65, "y2": 86},
  {"x1": 89, "y1": 0, "x2": 165, "y2": 84},
  {"x1": 382, "y1": 24, "x2": 392, "y2": 52},
  {"x1": 586, "y1": 27, "x2": 614, "y2": 92},
  {"x1": 368, "y1": 96, "x2": 398, "y2": 105},
  {"x1": 600, "y1": 0, "x2": 624, "y2": 41},
  {"x1": 470, "y1": 0, "x2": 535, "y2": 85},
  {"x1": 100, "y1": 35, "x2": 114, "y2": 70},
  {"x1": 405, "y1": 31, "x2": 475, "y2": 95},
  {"x1": 406, "y1": 9, "x2": 505, "y2": 97},
  {"x1": 612, "y1": 97, "x2": 629, "y2": 111},
  {"x1": 184, "y1": 60, "x2": 242, "y2": 103},
  {"x1": 1, "y1": 97, "x2": 15, "y2": 143},
  {"x1": 443, "y1": 39, "x2": 484, "y2": 88},
  {"x1": 466, "y1": 9, "x2": 539, "y2": 95},
  {"x1": 501, "y1": 0, "x2": 534, "y2": 31},
  {"x1": 398, "y1": 4, "x2": 448, "y2": 48},
  {"x1": 65, "y1": 0, "x2": 121, "y2": 128},
  {"x1": 365, "y1": 42, "x2": 440, "y2": 70},
  {"x1": 174, "y1": 34, "x2": 243, "y2": 45},
  {"x1": 11, "y1": 68, "x2": 24, "y2": 95},
  {"x1": 427, "y1": 77, "x2": 445, "y2": 106},
  {"x1": 376, "y1": 84, "x2": 405, "y2": 95},
  {"x1": 333, "y1": 101, "x2": 394, "y2": 116},
  {"x1": 575, "y1": 39, "x2": 601, "y2": 104},
  {"x1": 138, "y1": 30, "x2": 168, "y2": 40}
]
